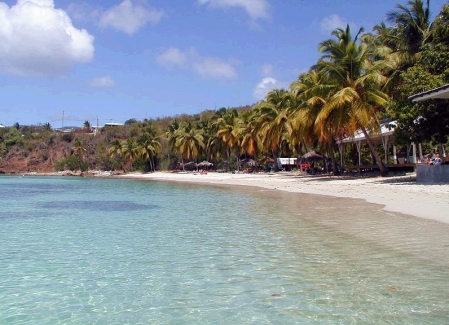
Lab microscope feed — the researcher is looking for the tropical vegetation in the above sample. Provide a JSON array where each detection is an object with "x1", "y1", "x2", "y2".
[{"x1": 1, "y1": 0, "x2": 448, "y2": 175}]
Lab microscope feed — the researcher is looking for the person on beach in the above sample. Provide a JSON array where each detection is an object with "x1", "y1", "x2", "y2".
[
  {"x1": 433, "y1": 154, "x2": 442, "y2": 165},
  {"x1": 426, "y1": 152, "x2": 435, "y2": 165}
]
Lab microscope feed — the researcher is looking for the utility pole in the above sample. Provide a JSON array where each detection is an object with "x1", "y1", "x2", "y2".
[{"x1": 62, "y1": 110, "x2": 64, "y2": 129}]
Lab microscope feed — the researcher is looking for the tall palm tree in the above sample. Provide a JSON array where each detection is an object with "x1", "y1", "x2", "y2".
[
  {"x1": 290, "y1": 69, "x2": 333, "y2": 170},
  {"x1": 138, "y1": 132, "x2": 161, "y2": 172},
  {"x1": 315, "y1": 25, "x2": 391, "y2": 174},
  {"x1": 174, "y1": 121, "x2": 205, "y2": 166},
  {"x1": 386, "y1": 0, "x2": 433, "y2": 59},
  {"x1": 215, "y1": 109, "x2": 244, "y2": 171},
  {"x1": 361, "y1": 1, "x2": 433, "y2": 95},
  {"x1": 240, "y1": 110, "x2": 260, "y2": 158},
  {"x1": 165, "y1": 120, "x2": 180, "y2": 169},
  {"x1": 122, "y1": 138, "x2": 139, "y2": 171},
  {"x1": 72, "y1": 139, "x2": 87, "y2": 172},
  {"x1": 254, "y1": 89, "x2": 293, "y2": 170}
]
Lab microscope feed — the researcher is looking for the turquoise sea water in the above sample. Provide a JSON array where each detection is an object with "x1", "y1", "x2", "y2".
[{"x1": 1, "y1": 175, "x2": 449, "y2": 324}]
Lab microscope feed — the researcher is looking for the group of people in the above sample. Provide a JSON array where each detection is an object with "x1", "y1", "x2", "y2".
[{"x1": 426, "y1": 152, "x2": 443, "y2": 165}]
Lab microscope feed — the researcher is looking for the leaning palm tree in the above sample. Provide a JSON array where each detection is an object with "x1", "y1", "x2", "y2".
[{"x1": 314, "y1": 25, "x2": 391, "y2": 174}]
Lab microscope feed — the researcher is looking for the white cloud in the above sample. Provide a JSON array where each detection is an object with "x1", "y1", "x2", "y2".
[
  {"x1": 88, "y1": 76, "x2": 115, "y2": 87},
  {"x1": 156, "y1": 47, "x2": 187, "y2": 68},
  {"x1": 192, "y1": 57, "x2": 237, "y2": 79},
  {"x1": 320, "y1": 14, "x2": 347, "y2": 34},
  {"x1": 99, "y1": 0, "x2": 164, "y2": 35},
  {"x1": 198, "y1": 0, "x2": 269, "y2": 20},
  {"x1": 253, "y1": 77, "x2": 289, "y2": 100},
  {"x1": 0, "y1": 0, "x2": 94, "y2": 77},
  {"x1": 156, "y1": 47, "x2": 237, "y2": 79}
]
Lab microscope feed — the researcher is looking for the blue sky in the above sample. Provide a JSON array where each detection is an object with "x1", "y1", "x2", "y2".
[{"x1": 0, "y1": 0, "x2": 447, "y2": 127}]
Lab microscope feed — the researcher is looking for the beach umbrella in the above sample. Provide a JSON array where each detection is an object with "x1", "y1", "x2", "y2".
[
  {"x1": 198, "y1": 161, "x2": 213, "y2": 167},
  {"x1": 180, "y1": 161, "x2": 198, "y2": 170},
  {"x1": 301, "y1": 151, "x2": 324, "y2": 161},
  {"x1": 240, "y1": 158, "x2": 256, "y2": 166},
  {"x1": 182, "y1": 161, "x2": 197, "y2": 166},
  {"x1": 198, "y1": 161, "x2": 213, "y2": 171}
]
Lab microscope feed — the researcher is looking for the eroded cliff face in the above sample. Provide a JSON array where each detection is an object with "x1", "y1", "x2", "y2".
[{"x1": 0, "y1": 142, "x2": 70, "y2": 174}]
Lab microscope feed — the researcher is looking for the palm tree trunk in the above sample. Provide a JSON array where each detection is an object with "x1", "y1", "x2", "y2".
[
  {"x1": 294, "y1": 143, "x2": 303, "y2": 172},
  {"x1": 327, "y1": 142, "x2": 338, "y2": 174},
  {"x1": 361, "y1": 127, "x2": 388, "y2": 175},
  {"x1": 271, "y1": 148, "x2": 279, "y2": 172},
  {"x1": 235, "y1": 148, "x2": 240, "y2": 172}
]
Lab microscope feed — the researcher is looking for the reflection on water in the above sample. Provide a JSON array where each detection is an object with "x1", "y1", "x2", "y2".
[{"x1": 0, "y1": 175, "x2": 448, "y2": 324}]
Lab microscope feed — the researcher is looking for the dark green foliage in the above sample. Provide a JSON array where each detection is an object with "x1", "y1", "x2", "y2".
[
  {"x1": 61, "y1": 133, "x2": 73, "y2": 143},
  {"x1": 54, "y1": 155, "x2": 88, "y2": 172},
  {"x1": 125, "y1": 118, "x2": 138, "y2": 125}
]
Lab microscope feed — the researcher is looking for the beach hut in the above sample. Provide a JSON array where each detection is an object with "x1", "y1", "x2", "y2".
[{"x1": 198, "y1": 161, "x2": 213, "y2": 171}]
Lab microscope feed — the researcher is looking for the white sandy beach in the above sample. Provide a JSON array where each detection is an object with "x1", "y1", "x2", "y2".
[{"x1": 119, "y1": 171, "x2": 449, "y2": 225}]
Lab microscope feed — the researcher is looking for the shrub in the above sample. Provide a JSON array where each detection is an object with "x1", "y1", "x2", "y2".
[
  {"x1": 61, "y1": 133, "x2": 73, "y2": 143},
  {"x1": 54, "y1": 155, "x2": 88, "y2": 171}
]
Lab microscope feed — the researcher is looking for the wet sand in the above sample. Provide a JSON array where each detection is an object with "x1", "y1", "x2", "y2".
[{"x1": 118, "y1": 171, "x2": 449, "y2": 225}]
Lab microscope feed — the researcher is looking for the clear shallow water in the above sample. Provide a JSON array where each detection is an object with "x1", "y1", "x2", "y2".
[{"x1": 1, "y1": 176, "x2": 449, "y2": 324}]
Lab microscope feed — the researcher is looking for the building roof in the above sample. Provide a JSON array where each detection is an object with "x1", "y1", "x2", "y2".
[
  {"x1": 104, "y1": 122, "x2": 124, "y2": 126},
  {"x1": 338, "y1": 121, "x2": 397, "y2": 144},
  {"x1": 408, "y1": 84, "x2": 449, "y2": 102}
]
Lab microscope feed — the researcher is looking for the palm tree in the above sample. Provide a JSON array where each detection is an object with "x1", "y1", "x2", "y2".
[
  {"x1": 165, "y1": 120, "x2": 180, "y2": 169},
  {"x1": 83, "y1": 121, "x2": 91, "y2": 131},
  {"x1": 72, "y1": 139, "x2": 87, "y2": 172},
  {"x1": 240, "y1": 110, "x2": 260, "y2": 158},
  {"x1": 386, "y1": 0, "x2": 433, "y2": 61},
  {"x1": 138, "y1": 132, "x2": 161, "y2": 172},
  {"x1": 215, "y1": 109, "x2": 244, "y2": 171},
  {"x1": 290, "y1": 69, "x2": 332, "y2": 170},
  {"x1": 360, "y1": 1, "x2": 433, "y2": 96},
  {"x1": 174, "y1": 121, "x2": 205, "y2": 166},
  {"x1": 42, "y1": 123, "x2": 52, "y2": 132},
  {"x1": 254, "y1": 89, "x2": 293, "y2": 171},
  {"x1": 314, "y1": 25, "x2": 391, "y2": 174},
  {"x1": 122, "y1": 138, "x2": 139, "y2": 171},
  {"x1": 108, "y1": 139, "x2": 123, "y2": 158}
]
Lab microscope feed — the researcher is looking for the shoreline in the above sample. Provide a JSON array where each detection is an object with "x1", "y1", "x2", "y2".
[{"x1": 117, "y1": 171, "x2": 449, "y2": 225}]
